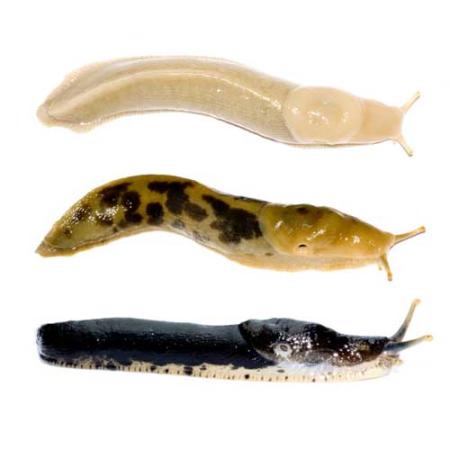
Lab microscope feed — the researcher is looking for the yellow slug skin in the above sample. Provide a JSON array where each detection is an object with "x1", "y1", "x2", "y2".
[
  {"x1": 37, "y1": 175, "x2": 425, "y2": 280},
  {"x1": 37, "y1": 57, "x2": 418, "y2": 154}
]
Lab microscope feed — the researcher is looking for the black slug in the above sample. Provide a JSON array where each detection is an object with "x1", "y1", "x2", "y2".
[{"x1": 37, "y1": 300, "x2": 431, "y2": 383}]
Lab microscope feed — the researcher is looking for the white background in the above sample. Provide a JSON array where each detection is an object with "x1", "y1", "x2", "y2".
[{"x1": 1, "y1": 1, "x2": 448, "y2": 448}]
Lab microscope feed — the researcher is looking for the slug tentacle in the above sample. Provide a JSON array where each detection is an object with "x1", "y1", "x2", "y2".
[
  {"x1": 379, "y1": 254, "x2": 393, "y2": 281},
  {"x1": 384, "y1": 335, "x2": 433, "y2": 353},
  {"x1": 391, "y1": 299, "x2": 421, "y2": 342},
  {"x1": 393, "y1": 226, "x2": 426, "y2": 245},
  {"x1": 37, "y1": 56, "x2": 419, "y2": 155},
  {"x1": 37, "y1": 175, "x2": 425, "y2": 280},
  {"x1": 384, "y1": 300, "x2": 432, "y2": 352},
  {"x1": 401, "y1": 91, "x2": 421, "y2": 113},
  {"x1": 394, "y1": 91, "x2": 421, "y2": 156},
  {"x1": 37, "y1": 301, "x2": 431, "y2": 383}
]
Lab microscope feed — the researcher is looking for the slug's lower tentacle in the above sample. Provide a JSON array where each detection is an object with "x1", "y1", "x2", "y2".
[
  {"x1": 37, "y1": 56, "x2": 419, "y2": 154},
  {"x1": 379, "y1": 254, "x2": 393, "y2": 281},
  {"x1": 37, "y1": 301, "x2": 431, "y2": 383},
  {"x1": 37, "y1": 175, "x2": 425, "y2": 280}
]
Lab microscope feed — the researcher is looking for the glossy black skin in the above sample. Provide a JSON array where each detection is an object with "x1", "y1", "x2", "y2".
[
  {"x1": 37, "y1": 319, "x2": 271, "y2": 370},
  {"x1": 38, "y1": 318, "x2": 390, "y2": 371},
  {"x1": 240, "y1": 319, "x2": 388, "y2": 366}
]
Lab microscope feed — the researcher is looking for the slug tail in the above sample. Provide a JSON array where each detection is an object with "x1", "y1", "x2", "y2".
[
  {"x1": 36, "y1": 240, "x2": 59, "y2": 257},
  {"x1": 36, "y1": 59, "x2": 131, "y2": 130}
]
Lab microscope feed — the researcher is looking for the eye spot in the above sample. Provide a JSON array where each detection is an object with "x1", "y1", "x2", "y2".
[{"x1": 298, "y1": 244, "x2": 307, "y2": 248}]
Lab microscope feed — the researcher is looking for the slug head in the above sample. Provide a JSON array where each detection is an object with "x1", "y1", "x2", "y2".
[
  {"x1": 239, "y1": 300, "x2": 431, "y2": 368},
  {"x1": 239, "y1": 318, "x2": 388, "y2": 367},
  {"x1": 283, "y1": 87, "x2": 419, "y2": 155},
  {"x1": 283, "y1": 87, "x2": 364, "y2": 145},
  {"x1": 260, "y1": 203, "x2": 394, "y2": 261}
]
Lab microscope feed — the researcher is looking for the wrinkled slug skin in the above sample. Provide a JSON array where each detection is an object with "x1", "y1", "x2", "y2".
[
  {"x1": 38, "y1": 57, "x2": 296, "y2": 142},
  {"x1": 37, "y1": 175, "x2": 425, "y2": 279},
  {"x1": 37, "y1": 57, "x2": 418, "y2": 153}
]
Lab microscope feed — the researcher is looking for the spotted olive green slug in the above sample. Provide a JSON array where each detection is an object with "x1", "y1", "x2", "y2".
[
  {"x1": 37, "y1": 300, "x2": 431, "y2": 383},
  {"x1": 37, "y1": 175, "x2": 425, "y2": 280},
  {"x1": 37, "y1": 56, "x2": 419, "y2": 155}
]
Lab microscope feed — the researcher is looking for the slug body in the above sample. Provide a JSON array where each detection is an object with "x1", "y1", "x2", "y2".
[
  {"x1": 37, "y1": 300, "x2": 431, "y2": 383},
  {"x1": 37, "y1": 175, "x2": 425, "y2": 280},
  {"x1": 38, "y1": 57, "x2": 418, "y2": 155}
]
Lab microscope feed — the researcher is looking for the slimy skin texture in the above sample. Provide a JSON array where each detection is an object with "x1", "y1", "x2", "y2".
[
  {"x1": 37, "y1": 300, "x2": 431, "y2": 383},
  {"x1": 37, "y1": 175, "x2": 425, "y2": 280},
  {"x1": 37, "y1": 57, "x2": 419, "y2": 155}
]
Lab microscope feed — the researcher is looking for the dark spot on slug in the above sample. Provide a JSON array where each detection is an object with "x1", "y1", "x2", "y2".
[
  {"x1": 146, "y1": 202, "x2": 164, "y2": 225},
  {"x1": 298, "y1": 244, "x2": 307, "y2": 248},
  {"x1": 99, "y1": 183, "x2": 131, "y2": 207},
  {"x1": 202, "y1": 195, "x2": 262, "y2": 244},
  {"x1": 125, "y1": 211, "x2": 143, "y2": 224},
  {"x1": 184, "y1": 366, "x2": 193, "y2": 376},
  {"x1": 63, "y1": 226, "x2": 72, "y2": 237},
  {"x1": 192, "y1": 231, "x2": 209, "y2": 243},
  {"x1": 72, "y1": 205, "x2": 91, "y2": 222},
  {"x1": 150, "y1": 365, "x2": 157, "y2": 372},
  {"x1": 121, "y1": 191, "x2": 140, "y2": 212},
  {"x1": 265, "y1": 252, "x2": 273, "y2": 257},
  {"x1": 232, "y1": 195, "x2": 265, "y2": 204},
  {"x1": 148, "y1": 180, "x2": 207, "y2": 223},
  {"x1": 164, "y1": 368, "x2": 169, "y2": 374},
  {"x1": 112, "y1": 225, "x2": 119, "y2": 233},
  {"x1": 203, "y1": 195, "x2": 229, "y2": 216},
  {"x1": 277, "y1": 369, "x2": 285, "y2": 373},
  {"x1": 96, "y1": 214, "x2": 114, "y2": 226},
  {"x1": 297, "y1": 206, "x2": 309, "y2": 215},
  {"x1": 147, "y1": 181, "x2": 178, "y2": 194},
  {"x1": 184, "y1": 202, "x2": 207, "y2": 222},
  {"x1": 200, "y1": 366, "x2": 207, "y2": 371},
  {"x1": 105, "y1": 362, "x2": 117, "y2": 370},
  {"x1": 192, "y1": 231, "x2": 203, "y2": 242},
  {"x1": 148, "y1": 181, "x2": 191, "y2": 215},
  {"x1": 171, "y1": 219, "x2": 185, "y2": 230},
  {"x1": 98, "y1": 183, "x2": 141, "y2": 226},
  {"x1": 244, "y1": 374, "x2": 250, "y2": 380}
]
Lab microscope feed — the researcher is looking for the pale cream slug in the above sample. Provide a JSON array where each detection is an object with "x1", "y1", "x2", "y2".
[
  {"x1": 37, "y1": 57, "x2": 419, "y2": 155},
  {"x1": 36, "y1": 175, "x2": 425, "y2": 280}
]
